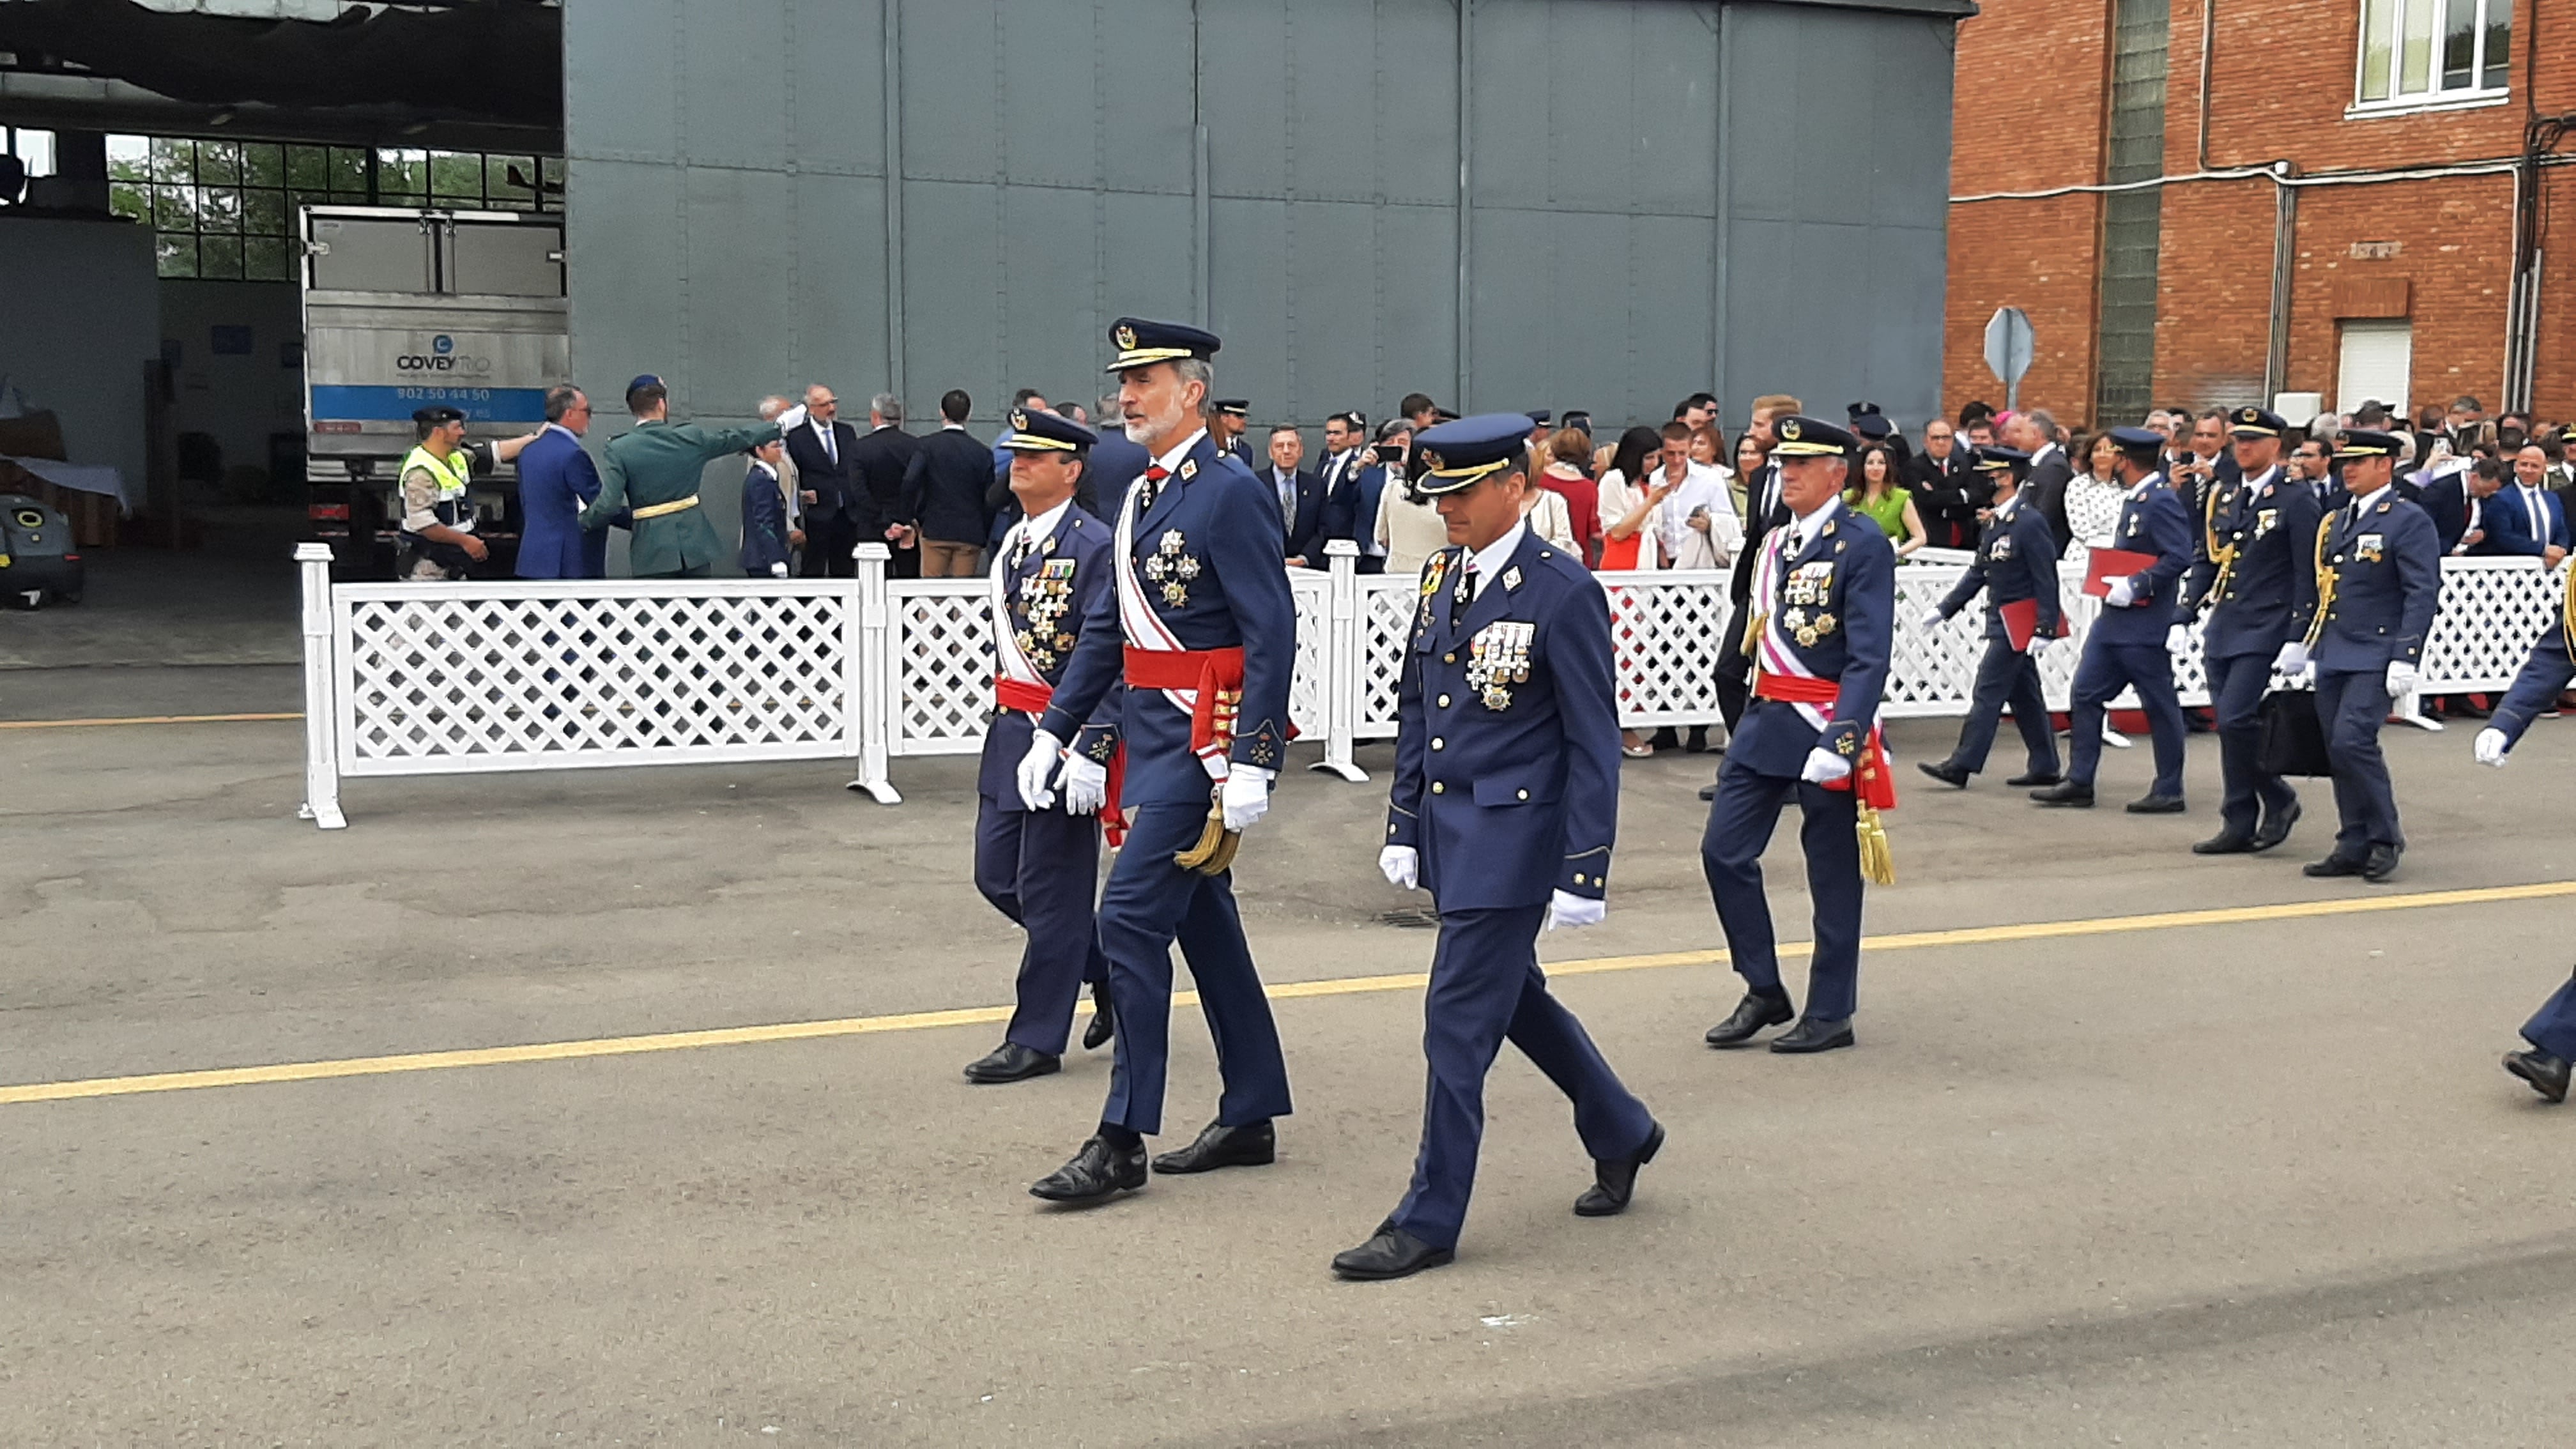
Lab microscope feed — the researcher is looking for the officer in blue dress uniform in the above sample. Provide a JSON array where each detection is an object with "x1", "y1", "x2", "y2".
[
  {"x1": 1919, "y1": 445, "x2": 2064, "y2": 790},
  {"x1": 1017, "y1": 318, "x2": 1298, "y2": 1204},
  {"x1": 1701, "y1": 415, "x2": 1897, "y2": 1055},
  {"x1": 1329, "y1": 415, "x2": 1662, "y2": 1281},
  {"x1": 2179, "y1": 406, "x2": 2325, "y2": 855},
  {"x1": 963, "y1": 408, "x2": 1122, "y2": 1085},
  {"x1": 2299, "y1": 427, "x2": 2441, "y2": 883},
  {"x1": 2474, "y1": 572, "x2": 2576, "y2": 1101},
  {"x1": 2032, "y1": 427, "x2": 2195, "y2": 812}
]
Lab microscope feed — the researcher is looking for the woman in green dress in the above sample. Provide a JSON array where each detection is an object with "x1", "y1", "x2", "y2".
[{"x1": 1845, "y1": 441, "x2": 1928, "y2": 558}]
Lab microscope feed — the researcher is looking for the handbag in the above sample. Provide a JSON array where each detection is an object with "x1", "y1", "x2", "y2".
[{"x1": 2257, "y1": 689, "x2": 2333, "y2": 777}]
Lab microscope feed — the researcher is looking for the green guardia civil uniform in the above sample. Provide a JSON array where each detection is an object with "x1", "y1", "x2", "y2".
[{"x1": 582, "y1": 418, "x2": 779, "y2": 578}]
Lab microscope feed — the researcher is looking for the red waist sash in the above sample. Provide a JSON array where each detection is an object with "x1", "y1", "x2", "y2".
[
  {"x1": 1752, "y1": 671, "x2": 1897, "y2": 809},
  {"x1": 993, "y1": 673, "x2": 1127, "y2": 845},
  {"x1": 1123, "y1": 645, "x2": 1248, "y2": 763}
]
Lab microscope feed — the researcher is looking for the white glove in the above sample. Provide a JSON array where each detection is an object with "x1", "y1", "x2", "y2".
[
  {"x1": 1800, "y1": 747, "x2": 1852, "y2": 785},
  {"x1": 769, "y1": 562, "x2": 789, "y2": 578},
  {"x1": 1015, "y1": 728, "x2": 1064, "y2": 812},
  {"x1": 2474, "y1": 728, "x2": 2510, "y2": 767},
  {"x1": 2384, "y1": 660, "x2": 2419, "y2": 698},
  {"x1": 2032, "y1": 631, "x2": 2064, "y2": 657},
  {"x1": 1220, "y1": 769, "x2": 1271, "y2": 831},
  {"x1": 774, "y1": 402, "x2": 809, "y2": 433},
  {"x1": 2106, "y1": 576, "x2": 2136, "y2": 608},
  {"x1": 2271, "y1": 640, "x2": 2309, "y2": 675},
  {"x1": 1059, "y1": 753, "x2": 1108, "y2": 816},
  {"x1": 2165, "y1": 623, "x2": 2191, "y2": 654},
  {"x1": 1545, "y1": 889, "x2": 1606, "y2": 931},
  {"x1": 1379, "y1": 845, "x2": 1420, "y2": 890},
  {"x1": 1918, "y1": 605, "x2": 1947, "y2": 630}
]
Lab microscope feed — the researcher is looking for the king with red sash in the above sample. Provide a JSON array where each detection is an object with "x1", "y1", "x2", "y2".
[
  {"x1": 963, "y1": 408, "x2": 1126, "y2": 1087},
  {"x1": 1700, "y1": 415, "x2": 1898, "y2": 1055},
  {"x1": 1020, "y1": 318, "x2": 1300, "y2": 1206}
]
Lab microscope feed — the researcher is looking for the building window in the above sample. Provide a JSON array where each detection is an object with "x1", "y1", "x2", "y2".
[
  {"x1": 4, "y1": 126, "x2": 57, "y2": 180},
  {"x1": 105, "y1": 135, "x2": 562, "y2": 282},
  {"x1": 2356, "y1": 0, "x2": 2510, "y2": 109},
  {"x1": 2336, "y1": 319, "x2": 2413, "y2": 417}
]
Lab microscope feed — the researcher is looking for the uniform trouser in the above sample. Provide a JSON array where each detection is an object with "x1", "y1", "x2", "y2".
[
  {"x1": 1095, "y1": 800, "x2": 1293, "y2": 1137},
  {"x1": 800, "y1": 513, "x2": 859, "y2": 579},
  {"x1": 974, "y1": 795, "x2": 1111, "y2": 1055},
  {"x1": 1390, "y1": 905, "x2": 1656, "y2": 1251},
  {"x1": 2067, "y1": 640, "x2": 2187, "y2": 796},
  {"x1": 2315, "y1": 668, "x2": 2403, "y2": 855},
  {"x1": 1701, "y1": 758, "x2": 1865, "y2": 1020},
  {"x1": 1714, "y1": 606, "x2": 1752, "y2": 733},
  {"x1": 1944, "y1": 634, "x2": 2058, "y2": 776},
  {"x1": 634, "y1": 562, "x2": 712, "y2": 579},
  {"x1": 2522, "y1": 966, "x2": 2576, "y2": 1060},
  {"x1": 2206, "y1": 648, "x2": 2296, "y2": 835}
]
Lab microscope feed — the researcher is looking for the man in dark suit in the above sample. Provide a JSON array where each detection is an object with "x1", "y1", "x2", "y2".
[
  {"x1": 1715, "y1": 394, "x2": 1800, "y2": 740},
  {"x1": 1312, "y1": 410, "x2": 1372, "y2": 566},
  {"x1": 2009, "y1": 409, "x2": 2074, "y2": 555},
  {"x1": 1904, "y1": 416, "x2": 1981, "y2": 549},
  {"x1": 514, "y1": 384, "x2": 615, "y2": 579},
  {"x1": 2493, "y1": 444, "x2": 2573, "y2": 565},
  {"x1": 2420, "y1": 457, "x2": 2504, "y2": 556},
  {"x1": 850, "y1": 392, "x2": 923, "y2": 576},
  {"x1": 782, "y1": 384, "x2": 870, "y2": 578},
  {"x1": 903, "y1": 388, "x2": 997, "y2": 576},
  {"x1": 1254, "y1": 424, "x2": 1331, "y2": 566}
]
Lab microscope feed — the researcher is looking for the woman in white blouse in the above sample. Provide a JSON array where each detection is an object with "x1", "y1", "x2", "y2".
[{"x1": 2062, "y1": 431, "x2": 2129, "y2": 551}]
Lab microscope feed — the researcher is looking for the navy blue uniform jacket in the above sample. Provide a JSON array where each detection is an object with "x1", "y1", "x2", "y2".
[
  {"x1": 1729, "y1": 502, "x2": 1897, "y2": 777},
  {"x1": 514, "y1": 425, "x2": 611, "y2": 579},
  {"x1": 1386, "y1": 530, "x2": 1619, "y2": 908},
  {"x1": 981, "y1": 505, "x2": 1123, "y2": 805},
  {"x1": 2312, "y1": 489, "x2": 2442, "y2": 673},
  {"x1": 2093, "y1": 476, "x2": 2195, "y2": 644},
  {"x1": 1039, "y1": 434, "x2": 1298, "y2": 806},
  {"x1": 2181, "y1": 465, "x2": 2324, "y2": 659},
  {"x1": 1936, "y1": 496, "x2": 2061, "y2": 641},
  {"x1": 739, "y1": 462, "x2": 792, "y2": 574}
]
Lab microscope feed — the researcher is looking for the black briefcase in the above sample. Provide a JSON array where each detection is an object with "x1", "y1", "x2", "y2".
[{"x1": 2258, "y1": 689, "x2": 2332, "y2": 777}]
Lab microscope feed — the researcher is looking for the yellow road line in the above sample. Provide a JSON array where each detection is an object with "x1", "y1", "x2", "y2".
[
  {"x1": 0, "y1": 712, "x2": 302, "y2": 730},
  {"x1": 5, "y1": 878, "x2": 2572, "y2": 1108}
]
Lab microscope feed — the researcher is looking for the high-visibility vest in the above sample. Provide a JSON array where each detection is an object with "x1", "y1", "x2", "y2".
[{"x1": 398, "y1": 444, "x2": 476, "y2": 534}]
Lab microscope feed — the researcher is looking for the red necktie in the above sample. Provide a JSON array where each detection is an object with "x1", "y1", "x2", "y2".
[{"x1": 1138, "y1": 464, "x2": 1171, "y2": 512}]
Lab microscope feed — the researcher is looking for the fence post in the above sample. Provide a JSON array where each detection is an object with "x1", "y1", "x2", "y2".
[
  {"x1": 1312, "y1": 539, "x2": 1370, "y2": 783},
  {"x1": 293, "y1": 542, "x2": 347, "y2": 829},
  {"x1": 844, "y1": 542, "x2": 903, "y2": 803}
]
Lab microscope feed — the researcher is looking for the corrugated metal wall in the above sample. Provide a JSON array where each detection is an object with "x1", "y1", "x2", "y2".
[{"x1": 565, "y1": 0, "x2": 1957, "y2": 447}]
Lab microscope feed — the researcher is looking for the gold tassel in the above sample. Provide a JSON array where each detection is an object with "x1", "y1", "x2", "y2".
[
  {"x1": 1855, "y1": 802, "x2": 1896, "y2": 885},
  {"x1": 1170, "y1": 789, "x2": 1240, "y2": 876}
]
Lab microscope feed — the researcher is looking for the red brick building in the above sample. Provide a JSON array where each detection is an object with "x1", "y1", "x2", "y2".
[{"x1": 1946, "y1": 0, "x2": 2576, "y2": 429}]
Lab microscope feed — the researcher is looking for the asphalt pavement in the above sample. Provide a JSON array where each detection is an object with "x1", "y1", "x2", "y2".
[{"x1": 3, "y1": 686, "x2": 2572, "y2": 1446}]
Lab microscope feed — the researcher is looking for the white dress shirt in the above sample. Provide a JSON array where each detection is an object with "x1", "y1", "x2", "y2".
[{"x1": 1462, "y1": 519, "x2": 1528, "y2": 601}]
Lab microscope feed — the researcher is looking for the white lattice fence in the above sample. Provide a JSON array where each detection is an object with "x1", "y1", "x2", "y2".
[
  {"x1": 2419, "y1": 558, "x2": 2572, "y2": 691},
  {"x1": 888, "y1": 580, "x2": 995, "y2": 757},
  {"x1": 1289, "y1": 570, "x2": 1333, "y2": 741},
  {"x1": 332, "y1": 580, "x2": 855, "y2": 776}
]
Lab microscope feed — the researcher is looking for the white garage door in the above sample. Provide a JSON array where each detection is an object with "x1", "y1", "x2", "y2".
[{"x1": 2336, "y1": 320, "x2": 2412, "y2": 418}]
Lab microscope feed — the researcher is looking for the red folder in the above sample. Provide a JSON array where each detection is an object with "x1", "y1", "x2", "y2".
[
  {"x1": 1997, "y1": 598, "x2": 2066, "y2": 649},
  {"x1": 2083, "y1": 548, "x2": 2159, "y2": 600}
]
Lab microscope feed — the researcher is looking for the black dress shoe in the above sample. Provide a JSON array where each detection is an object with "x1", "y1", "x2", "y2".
[
  {"x1": 963, "y1": 1041, "x2": 1061, "y2": 1084},
  {"x1": 1770, "y1": 1016, "x2": 1856, "y2": 1054},
  {"x1": 1331, "y1": 1225, "x2": 1453, "y2": 1280},
  {"x1": 1574, "y1": 1121, "x2": 1664, "y2": 1217},
  {"x1": 2303, "y1": 853, "x2": 2366, "y2": 878},
  {"x1": 1697, "y1": 781, "x2": 1718, "y2": 802},
  {"x1": 1917, "y1": 760, "x2": 1972, "y2": 789},
  {"x1": 2030, "y1": 780, "x2": 2095, "y2": 807},
  {"x1": 1029, "y1": 1135, "x2": 1147, "y2": 1204},
  {"x1": 2125, "y1": 792, "x2": 2186, "y2": 814},
  {"x1": 2361, "y1": 843, "x2": 2402, "y2": 882},
  {"x1": 1151, "y1": 1119, "x2": 1275, "y2": 1174},
  {"x1": 1705, "y1": 991, "x2": 1795, "y2": 1048},
  {"x1": 2006, "y1": 770, "x2": 2064, "y2": 788},
  {"x1": 2504, "y1": 1048, "x2": 2572, "y2": 1103},
  {"x1": 1082, "y1": 982, "x2": 1115, "y2": 1051},
  {"x1": 2250, "y1": 799, "x2": 2301, "y2": 852},
  {"x1": 2191, "y1": 829, "x2": 2255, "y2": 855},
  {"x1": 1685, "y1": 725, "x2": 1710, "y2": 753}
]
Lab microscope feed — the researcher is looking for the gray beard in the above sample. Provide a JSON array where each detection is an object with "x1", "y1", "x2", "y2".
[{"x1": 1124, "y1": 397, "x2": 1189, "y2": 450}]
